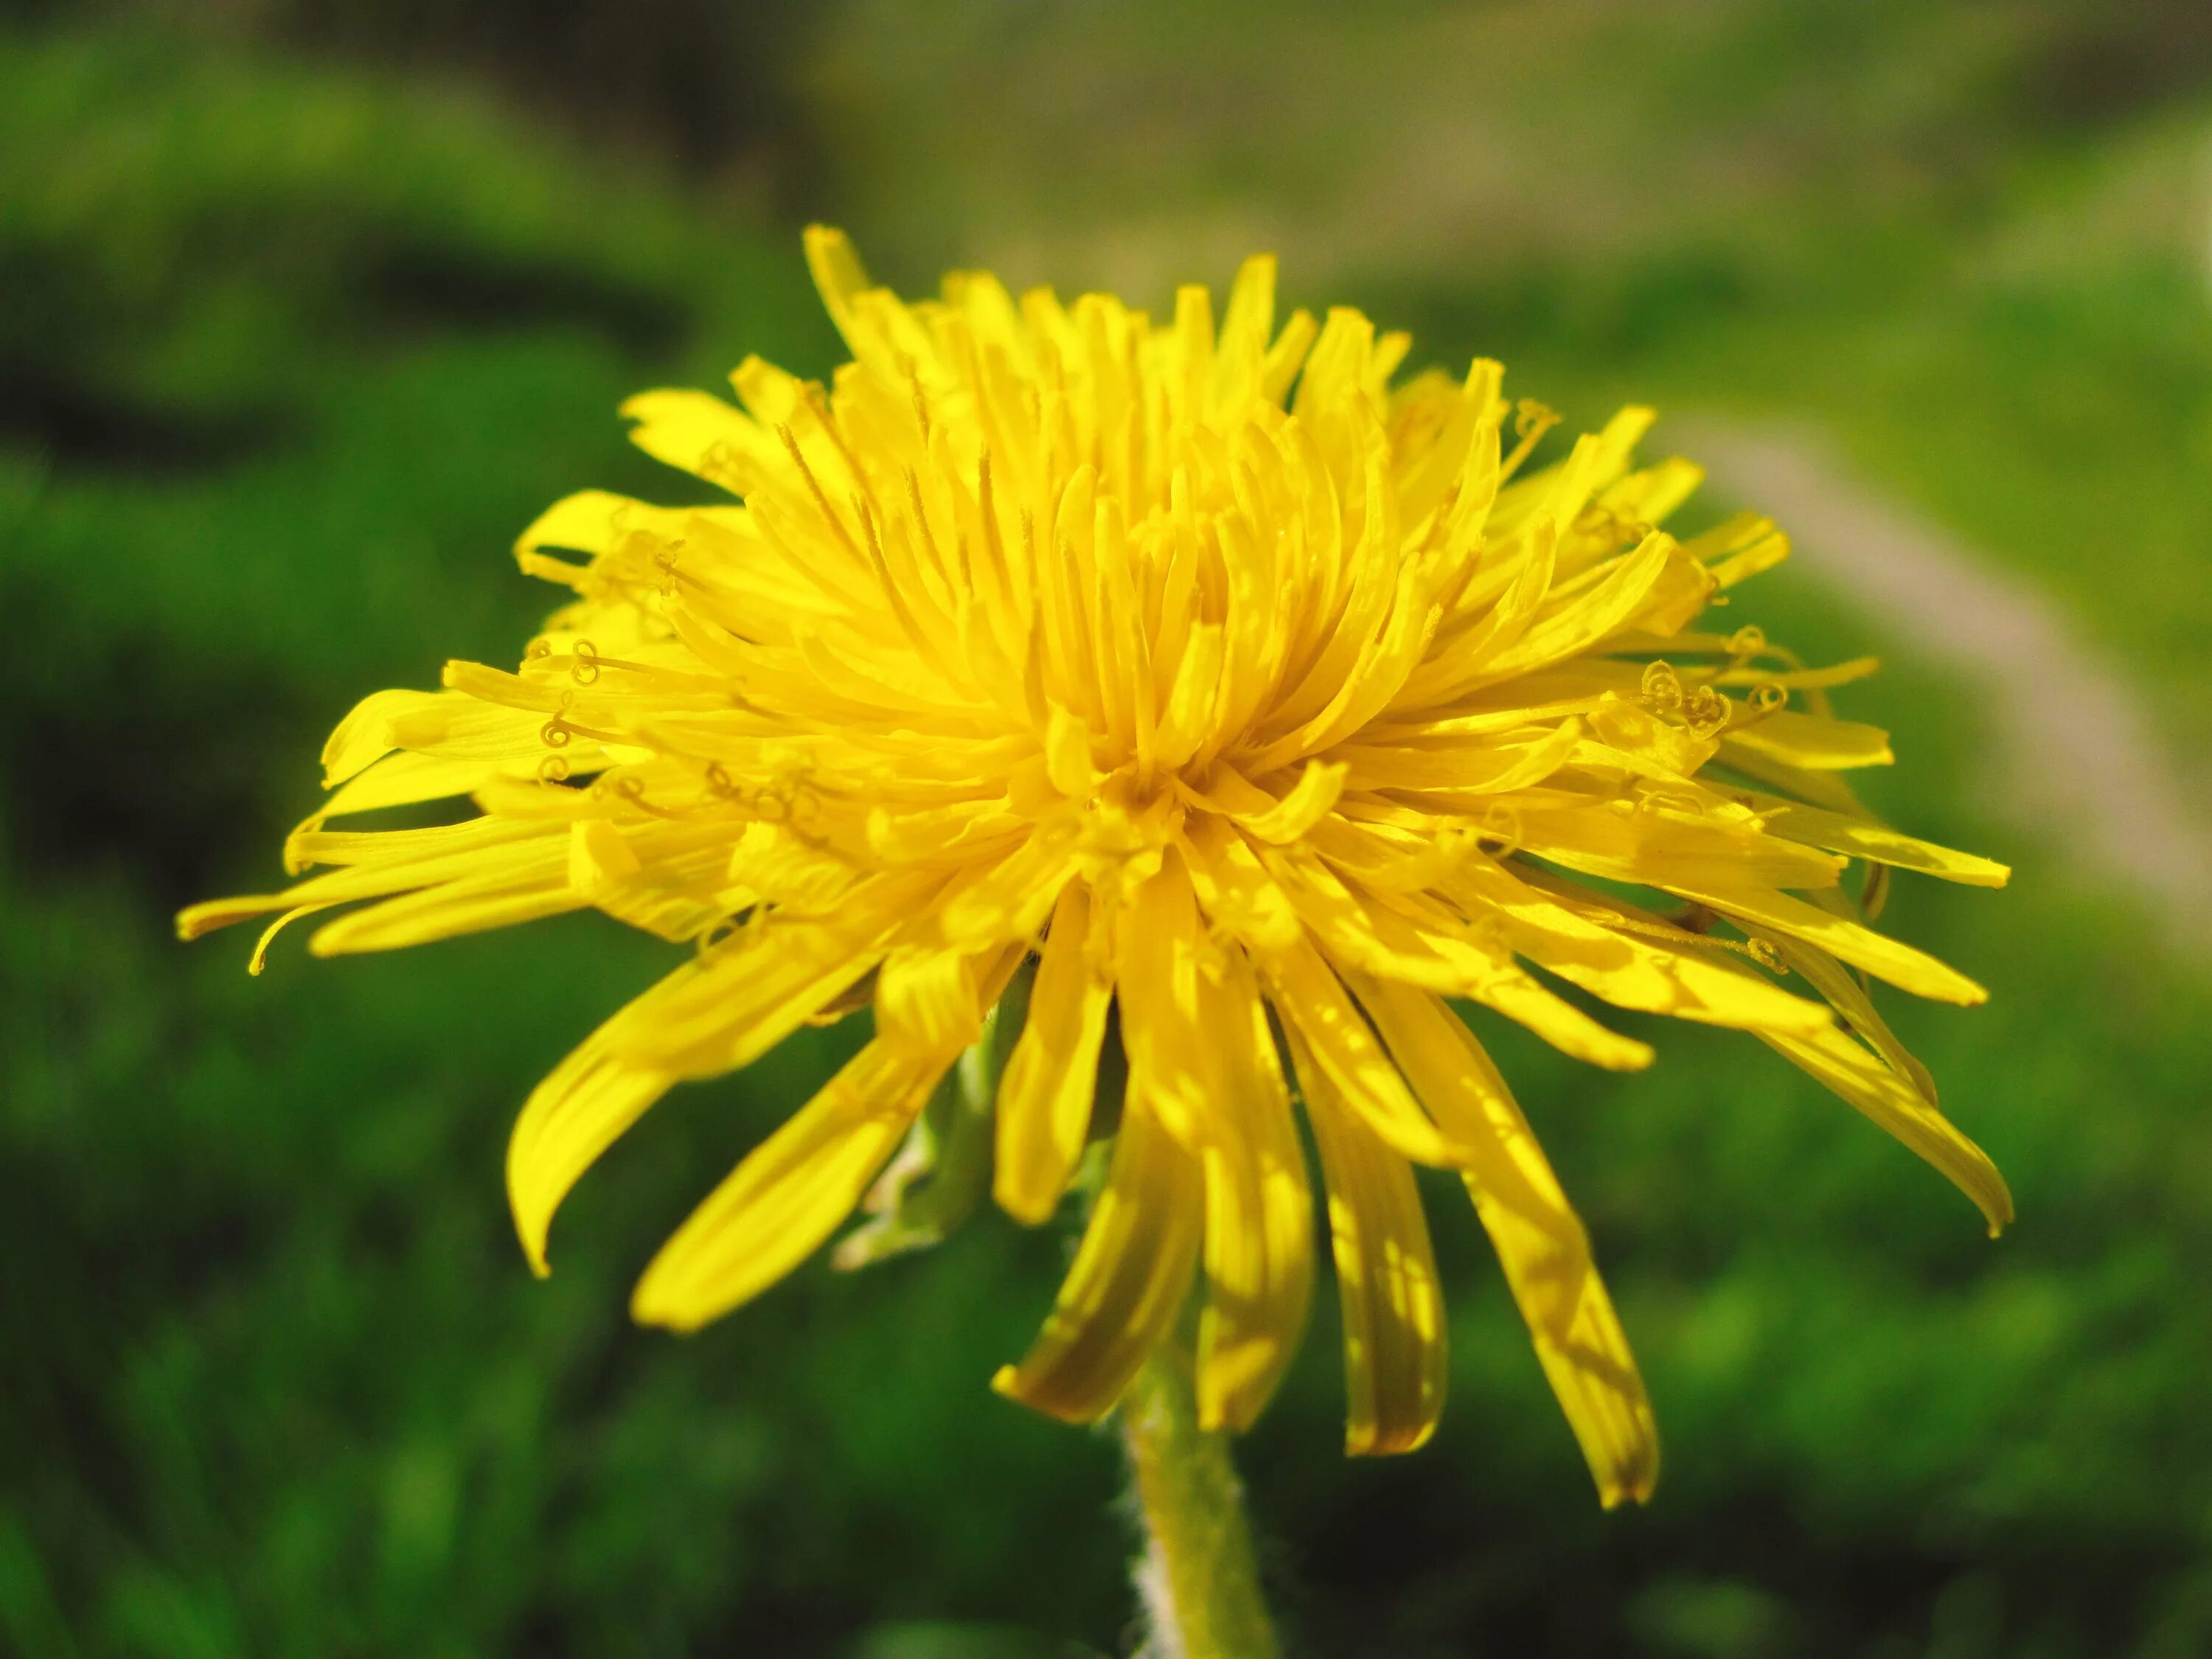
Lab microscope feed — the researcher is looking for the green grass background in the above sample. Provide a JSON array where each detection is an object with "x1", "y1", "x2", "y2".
[{"x1": 6, "y1": 7, "x2": 2212, "y2": 1655}]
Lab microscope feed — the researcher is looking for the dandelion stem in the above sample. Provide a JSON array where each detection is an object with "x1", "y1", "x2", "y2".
[{"x1": 1119, "y1": 1343, "x2": 1280, "y2": 1659}]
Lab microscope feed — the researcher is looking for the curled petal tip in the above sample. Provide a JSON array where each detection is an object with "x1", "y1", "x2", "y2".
[{"x1": 513, "y1": 1218, "x2": 551, "y2": 1279}]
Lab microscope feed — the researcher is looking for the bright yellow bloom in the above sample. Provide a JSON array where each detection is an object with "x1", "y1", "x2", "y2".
[{"x1": 183, "y1": 229, "x2": 2011, "y2": 1506}]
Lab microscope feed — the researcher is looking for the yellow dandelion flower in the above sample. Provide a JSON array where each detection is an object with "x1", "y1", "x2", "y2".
[{"x1": 182, "y1": 229, "x2": 2011, "y2": 1507}]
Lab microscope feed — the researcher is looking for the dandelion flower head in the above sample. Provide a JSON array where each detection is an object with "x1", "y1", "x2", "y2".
[{"x1": 184, "y1": 229, "x2": 2012, "y2": 1505}]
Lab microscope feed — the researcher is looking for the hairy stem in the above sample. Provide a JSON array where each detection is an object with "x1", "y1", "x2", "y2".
[{"x1": 1119, "y1": 1346, "x2": 1281, "y2": 1659}]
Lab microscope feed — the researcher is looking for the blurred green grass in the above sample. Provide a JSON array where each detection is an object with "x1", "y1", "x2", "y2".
[{"x1": 7, "y1": 8, "x2": 2212, "y2": 1658}]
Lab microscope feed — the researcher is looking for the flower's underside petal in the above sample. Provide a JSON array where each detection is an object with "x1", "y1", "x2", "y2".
[
  {"x1": 1721, "y1": 709, "x2": 1895, "y2": 772},
  {"x1": 1116, "y1": 859, "x2": 1214, "y2": 1147},
  {"x1": 995, "y1": 883, "x2": 1112, "y2": 1225},
  {"x1": 1357, "y1": 977, "x2": 1658, "y2": 1505},
  {"x1": 1775, "y1": 919, "x2": 1938, "y2": 1100},
  {"x1": 1347, "y1": 890, "x2": 1660, "y2": 1073},
  {"x1": 321, "y1": 689, "x2": 444, "y2": 787},
  {"x1": 178, "y1": 819, "x2": 587, "y2": 959},
  {"x1": 1683, "y1": 512, "x2": 1789, "y2": 588},
  {"x1": 723, "y1": 821, "x2": 874, "y2": 913},
  {"x1": 936, "y1": 832, "x2": 1083, "y2": 948},
  {"x1": 992, "y1": 1088, "x2": 1205, "y2": 1423},
  {"x1": 608, "y1": 872, "x2": 945, "y2": 1077},
  {"x1": 1286, "y1": 1023, "x2": 1447, "y2": 1456},
  {"x1": 507, "y1": 1023, "x2": 676, "y2": 1276},
  {"x1": 328, "y1": 690, "x2": 612, "y2": 789},
  {"x1": 1511, "y1": 797, "x2": 1846, "y2": 893},
  {"x1": 619, "y1": 389, "x2": 777, "y2": 493},
  {"x1": 1760, "y1": 941, "x2": 2012, "y2": 1235},
  {"x1": 1758, "y1": 1019, "x2": 2011, "y2": 1235},
  {"x1": 1443, "y1": 855, "x2": 1835, "y2": 1035},
  {"x1": 1265, "y1": 934, "x2": 1472, "y2": 1167},
  {"x1": 507, "y1": 930, "x2": 958, "y2": 1281},
  {"x1": 1731, "y1": 789, "x2": 2011, "y2": 887},
  {"x1": 608, "y1": 933, "x2": 886, "y2": 1078},
  {"x1": 307, "y1": 869, "x2": 584, "y2": 955},
  {"x1": 1193, "y1": 951, "x2": 1315, "y2": 1432},
  {"x1": 567, "y1": 820, "x2": 748, "y2": 942},
  {"x1": 631, "y1": 1038, "x2": 953, "y2": 1331},
  {"x1": 1674, "y1": 880, "x2": 1989, "y2": 1006},
  {"x1": 1709, "y1": 739, "x2": 1870, "y2": 814},
  {"x1": 875, "y1": 945, "x2": 994, "y2": 1057},
  {"x1": 1450, "y1": 964, "x2": 1659, "y2": 1074},
  {"x1": 292, "y1": 751, "x2": 504, "y2": 844}
]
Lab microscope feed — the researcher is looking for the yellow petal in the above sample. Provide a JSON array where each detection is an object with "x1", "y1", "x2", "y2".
[
  {"x1": 181, "y1": 820, "x2": 581, "y2": 951},
  {"x1": 1770, "y1": 931, "x2": 1938, "y2": 1102},
  {"x1": 995, "y1": 884, "x2": 1112, "y2": 1225},
  {"x1": 508, "y1": 1024, "x2": 676, "y2": 1276},
  {"x1": 511, "y1": 489, "x2": 731, "y2": 582},
  {"x1": 632, "y1": 1039, "x2": 950, "y2": 1331},
  {"x1": 874, "y1": 943, "x2": 993, "y2": 1057},
  {"x1": 299, "y1": 751, "x2": 498, "y2": 843},
  {"x1": 1116, "y1": 858, "x2": 1214, "y2": 1146},
  {"x1": 1286, "y1": 1024, "x2": 1447, "y2": 1456},
  {"x1": 618, "y1": 389, "x2": 766, "y2": 491},
  {"x1": 321, "y1": 689, "x2": 438, "y2": 787},
  {"x1": 1476, "y1": 529, "x2": 1674, "y2": 681},
  {"x1": 608, "y1": 872, "x2": 940, "y2": 1077},
  {"x1": 802, "y1": 223, "x2": 872, "y2": 349},
  {"x1": 1757, "y1": 1019, "x2": 2012, "y2": 1237},
  {"x1": 1178, "y1": 814, "x2": 1304, "y2": 955},
  {"x1": 1675, "y1": 880, "x2": 1988, "y2": 1006},
  {"x1": 992, "y1": 1088, "x2": 1205, "y2": 1422},
  {"x1": 1472, "y1": 971, "x2": 1660, "y2": 1071},
  {"x1": 1512, "y1": 797, "x2": 1846, "y2": 894},
  {"x1": 1193, "y1": 952, "x2": 1315, "y2": 1432},
  {"x1": 1446, "y1": 857, "x2": 1834, "y2": 1036},
  {"x1": 307, "y1": 872, "x2": 582, "y2": 955},
  {"x1": 937, "y1": 829, "x2": 1081, "y2": 949},
  {"x1": 1733, "y1": 790, "x2": 2010, "y2": 887},
  {"x1": 1686, "y1": 512, "x2": 1788, "y2": 588},
  {"x1": 1333, "y1": 719, "x2": 1582, "y2": 795},
  {"x1": 567, "y1": 820, "x2": 731, "y2": 942},
  {"x1": 1359, "y1": 978, "x2": 1658, "y2": 1505},
  {"x1": 1265, "y1": 935, "x2": 1471, "y2": 1167},
  {"x1": 1234, "y1": 759, "x2": 1349, "y2": 844},
  {"x1": 1722, "y1": 710, "x2": 1893, "y2": 771}
]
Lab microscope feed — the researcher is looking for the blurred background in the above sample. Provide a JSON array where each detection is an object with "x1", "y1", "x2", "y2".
[{"x1": 7, "y1": 1, "x2": 2212, "y2": 1654}]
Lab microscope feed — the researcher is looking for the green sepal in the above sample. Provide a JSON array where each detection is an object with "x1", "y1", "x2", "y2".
[{"x1": 832, "y1": 959, "x2": 1035, "y2": 1270}]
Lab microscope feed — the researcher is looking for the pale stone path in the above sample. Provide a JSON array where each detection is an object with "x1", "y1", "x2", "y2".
[{"x1": 1675, "y1": 420, "x2": 2212, "y2": 950}]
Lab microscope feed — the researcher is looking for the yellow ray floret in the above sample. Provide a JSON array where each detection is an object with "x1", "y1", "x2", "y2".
[{"x1": 181, "y1": 227, "x2": 2013, "y2": 1504}]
